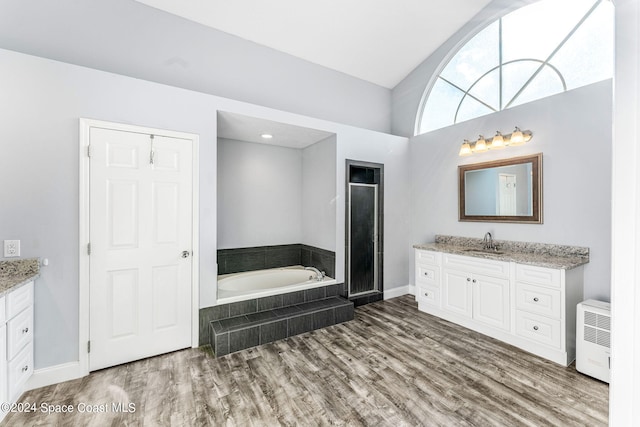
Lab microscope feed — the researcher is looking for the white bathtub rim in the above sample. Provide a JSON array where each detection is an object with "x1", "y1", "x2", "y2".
[{"x1": 216, "y1": 266, "x2": 337, "y2": 305}]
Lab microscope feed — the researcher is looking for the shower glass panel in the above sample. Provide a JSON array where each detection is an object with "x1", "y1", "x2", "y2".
[{"x1": 348, "y1": 183, "x2": 379, "y2": 296}]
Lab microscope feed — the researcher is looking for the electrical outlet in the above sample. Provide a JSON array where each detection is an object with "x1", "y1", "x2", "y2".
[{"x1": 3, "y1": 240, "x2": 20, "y2": 257}]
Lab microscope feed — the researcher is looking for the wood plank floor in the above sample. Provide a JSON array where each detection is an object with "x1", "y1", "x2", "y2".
[{"x1": 3, "y1": 295, "x2": 608, "y2": 426}]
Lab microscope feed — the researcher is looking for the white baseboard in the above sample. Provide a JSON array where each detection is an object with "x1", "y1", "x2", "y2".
[
  {"x1": 25, "y1": 361, "x2": 85, "y2": 391},
  {"x1": 384, "y1": 285, "x2": 413, "y2": 300}
]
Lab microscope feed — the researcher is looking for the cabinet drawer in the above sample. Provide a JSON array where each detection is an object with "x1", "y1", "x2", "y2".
[
  {"x1": 6, "y1": 281, "x2": 34, "y2": 319},
  {"x1": 8, "y1": 342, "x2": 33, "y2": 401},
  {"x1": 7, "y1": 306, "x2": 33, "y2": 360},
  {"x1": 416, "y1": 263, "x2": 439, "y2": 285},
  {"x1": 443, "y1": 254, "x2": 509, "y2": 278},
  {"x1": 416, "y1": 284, "x2": 440, "y2": 307},
  {"x1": 515, "y1": 310, "x2": 561, "y2": 348},
  {"x1": 415, "y1": 249, "x2": 441, "y2": 265},
  {"x1": 516, "y1": 283, "x2": 561, "y2": 319},
  {"x1": 515, "y1": 264, "x2": 561, "y2": 288}
]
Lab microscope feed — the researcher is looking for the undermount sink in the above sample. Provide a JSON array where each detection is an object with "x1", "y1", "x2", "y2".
[{"x1": 462, "y1": 248, "x2": 505, "y2": 255}]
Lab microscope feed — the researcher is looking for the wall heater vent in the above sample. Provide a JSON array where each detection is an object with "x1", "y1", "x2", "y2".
[{"x1": 576, "y1": 299, "x2": 611, "y2": 383}]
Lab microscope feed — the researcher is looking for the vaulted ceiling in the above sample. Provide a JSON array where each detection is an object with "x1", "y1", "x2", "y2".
[
  {"x1": 133, "y1": 0, "x2": 492, "y2": 88},
  {"x1": 0, "y1": 0, "x2": 492, "y2": 90}
]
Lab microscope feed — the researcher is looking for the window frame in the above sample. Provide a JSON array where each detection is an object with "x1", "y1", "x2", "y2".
[{"x1": 414, "y1": 0, "x2": 609, "y2": 136}]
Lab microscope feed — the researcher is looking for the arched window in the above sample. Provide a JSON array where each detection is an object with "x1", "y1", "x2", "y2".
[{"x1": 416, "y1": 0, "x2": 614, "y2": 135}]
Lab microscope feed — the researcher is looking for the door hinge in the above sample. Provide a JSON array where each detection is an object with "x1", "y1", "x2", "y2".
[
  {"x1": 87, "y1": 145, "x2": 91, "y2": 158},
  {"x1": 149, "y1": 134, "x2": 155, "y2": 165},
  {"x1": 87, "y1": 243, "x2": 91, "y2": 255},
  {"x1": 87, "y1": 341, "x2": 91, "y2": 353}
]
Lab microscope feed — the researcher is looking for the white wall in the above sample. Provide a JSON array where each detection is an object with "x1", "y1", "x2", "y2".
[
  {"x1": 0, "y1": 0, "x2": 391, "y2": 134},
  {"x1": 335, "y1": 133, "x2": 412, "y2": 289},
  {"x1": 610, "y1": 0, "x2": 640, "y2": 423},
  {"x1": 0, "y1": 49, "x2": 218, "y2": 369},
  {"x1": 410, "y1": 81, "x2": 612, "y2": 301},
  {"x1": 0, "y1": 48, "x2": 409, "y2": 373},
  {"x1": 302, "y1": 137, "x2": 337, "y2": 251},
  {"x1": 217, "y1": 138, "x2": 302, "y2": 249},
  {"x1": 218, "y1": 135, "x2": 338, "y2": 252}
]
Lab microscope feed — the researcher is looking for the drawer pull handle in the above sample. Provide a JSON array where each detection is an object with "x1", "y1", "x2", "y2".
[
  {"x1": 472, "y1": 279, "x2": 477, "y2": 283},
  {"x1": 533, "y1": 297, "x2": 539, "y2": 302},
  {"x1": 22, "y1": 327, "x2": 29, "y2": 334},
  {"x1": 466, "y1": 278, "x2": 471, "y2": 282},
  {"x1": 22, "y1": 365, "x2": 29, "y2": 372},
  {"x1": 424, "y1": 292, "x2": 429, "y2": 297},
  {"x1": 533, "y1": 326, "x2": 539, "y2": 331}
]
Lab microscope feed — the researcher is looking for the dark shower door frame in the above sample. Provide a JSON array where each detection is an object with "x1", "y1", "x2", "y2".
[{"x1": 345, "y1": 160, "x2": 384, "y2": 300}]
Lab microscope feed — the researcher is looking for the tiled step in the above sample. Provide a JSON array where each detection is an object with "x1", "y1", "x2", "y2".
[
  {"x1": 209, "y1": 296, "x2": 354, "y2": 357},
  {"x1": 198, "y1": 282, "x2": 345, "y2": 345},
  {"x1": 350, "y1": 290, "x2": 383, "y2": 307}
]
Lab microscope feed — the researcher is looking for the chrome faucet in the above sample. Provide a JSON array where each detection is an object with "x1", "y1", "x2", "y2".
[
  {"x1": 483, "y1": 232, "x2": 497, "y2": 251},
  {"x1": 305, "y1": 266, "x2": 325, "y2": 281}
]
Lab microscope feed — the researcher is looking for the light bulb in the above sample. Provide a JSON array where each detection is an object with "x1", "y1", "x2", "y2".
[
  {"x1": 459, "y1": 140, "x2": 472, "y2": 156},
  {"x1": 510, "y1": 127, "x2": 524, "y2": 145},
  {"x1": 475, "y1": 135, "x2": 488, "y2": 151},
  {"x1": 491, "y1": 131, "x2": 505, "y2": 149}
]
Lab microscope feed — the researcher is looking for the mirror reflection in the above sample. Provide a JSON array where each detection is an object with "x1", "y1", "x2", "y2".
[
  {"x1": 459, "y1": 153, "x2": 542, "y2": 223},
  {"x1": 464, "y1": 163, "x2": 532, "y2": 216}
]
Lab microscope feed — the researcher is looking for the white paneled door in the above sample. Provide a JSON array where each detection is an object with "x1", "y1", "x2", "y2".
[
  {"x1": 89, "y1": 127, "x2": 193, "y2": 371},
  {"x1": 498, "y1": 173, "x2": 517, "y2": 216}
]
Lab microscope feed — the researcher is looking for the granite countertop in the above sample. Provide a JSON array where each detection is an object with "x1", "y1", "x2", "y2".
[
  {"x1": 414, "y1": 235, "x2": 589, "y2": 270},
  {"x1": 0, "y1": 258, "x2": 40, "y2": 296}
]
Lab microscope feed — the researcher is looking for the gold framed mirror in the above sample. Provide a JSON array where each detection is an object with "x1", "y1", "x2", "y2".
[{"x1": 459, "y1": 153, "x2": 542, "y2": 223}]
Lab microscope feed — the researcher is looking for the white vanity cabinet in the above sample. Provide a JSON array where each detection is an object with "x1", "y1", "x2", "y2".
[
  {"x1": 0, "y1": 281, "x2": 34, "y2": 421},
  {"x1": 0, "y1": 310, "x2": 6, "y2": 407},
  {"x1": 513, "y1": 264, "x2": 583, "y2": 364},
  {"x1": 415, "y1": 248, "x2": 583, "y2": 366},
  {"x1": 414, "y1": 250, "x2": 442, "y2": 309},
  {"x1": 442, "y1": 254, "x2": 510, "y2": 331}
]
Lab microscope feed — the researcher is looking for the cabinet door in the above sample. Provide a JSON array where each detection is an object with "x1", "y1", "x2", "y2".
[
  {"x1": 473, "y1": 274, "x2": 510, "y2": 330},
  {"x1": 443, "y1": 269, "x2": 472, "y2": 318},
  {"x1": 0, "y1": 325, "x2": 6, "y2": 405}
]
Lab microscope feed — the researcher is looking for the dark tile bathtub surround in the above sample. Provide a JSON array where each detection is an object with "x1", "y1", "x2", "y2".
[
  {"x1": 198, "y1": 283, "x2": 345, "y2": 345},
  {"x1": 217, "y1": 244, "x2": 335, "y2": 278},
  {"x1": 282, "y1": 290, "x2": 305, "y2": 306},
  {"x1": 210, "y1": 296, "x2": 354, "y2": 357},
  {"x1": 229, "y1": 299, "x2": 258, "y2": 317},
  {"x1": 301, "y1": 245, "x2": 336, "y2": 279}
]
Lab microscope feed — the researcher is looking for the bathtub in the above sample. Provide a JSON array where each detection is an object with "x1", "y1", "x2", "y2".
[{"x1": 217, "y1": 266, "x2": 336, "y2": 303}]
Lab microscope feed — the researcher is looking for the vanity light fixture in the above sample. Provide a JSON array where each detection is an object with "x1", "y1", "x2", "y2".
[
  {"x1": 459, "y1": 140, "x2": 473, "y2": 156},
  {"x1": 260, "y1": 133, "x2": 273, "y2": 139},
  {"x1": 490, "y1": 131, "x2": 505, "y2": 149},
  {"x1": 475, "y1": 135, "x2": 488, "y2": 152},
  {"x1": 509, "y1": 127, "x2": 525, "y2": 145},
  {"x1": 458, "y1": 127, "x2": 532, "y2": 156}
]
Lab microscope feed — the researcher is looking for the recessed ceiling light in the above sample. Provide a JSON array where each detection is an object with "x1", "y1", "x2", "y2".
[{"x1": 261, "y1": 133, "x2": 273, "y2": 139}]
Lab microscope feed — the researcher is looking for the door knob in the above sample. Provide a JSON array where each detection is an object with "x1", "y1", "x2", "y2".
[{"x1": 181, "y1": 251, "x2": 190, "y2": 258}]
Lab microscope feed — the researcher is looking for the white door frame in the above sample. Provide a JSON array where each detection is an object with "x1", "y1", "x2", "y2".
[{"x1": 78, "y1": 118, "x2": 199, "y2": 376}]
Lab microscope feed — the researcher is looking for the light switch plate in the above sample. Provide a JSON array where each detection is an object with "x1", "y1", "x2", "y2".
[{"x1": 3, "y1": 240, "x2": 20, "y2": 257}]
